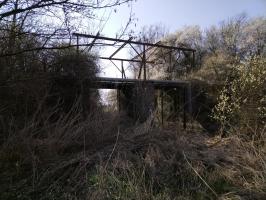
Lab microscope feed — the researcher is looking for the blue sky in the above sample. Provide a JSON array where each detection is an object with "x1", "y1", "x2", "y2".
[{"x1": 98, "y1": 0, "x2": 266, "y2": 37}]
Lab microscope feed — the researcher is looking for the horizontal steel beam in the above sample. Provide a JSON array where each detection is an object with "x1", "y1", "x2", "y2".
[
  {"x1": 73, "y1": 33, "x2": 196, "y2": 52},
  {"x1": 91, "y1": 77, "x2": 189, "y2": 89},
  {"x1": 98, "y1": 56, "x2": 154, "y2": 64}
]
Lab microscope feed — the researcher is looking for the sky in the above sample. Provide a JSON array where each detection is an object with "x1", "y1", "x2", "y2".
[{"x1": 99, "y1": 0, "x2": 266, "y2": 37}]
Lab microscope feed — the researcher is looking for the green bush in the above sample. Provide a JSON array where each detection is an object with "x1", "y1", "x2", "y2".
[{"x1": 213, "y1": 56, "x2": 266, "y2": 134}]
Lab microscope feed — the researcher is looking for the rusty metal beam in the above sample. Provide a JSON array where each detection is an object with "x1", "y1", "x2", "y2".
[
  {"x1": 143, "y1": 44, "x2": 146, "y2": 80},
  {"x1": 183, "y1": 87, "x2": 187, "y2": 129},
  {"x1": 110, "y1": 60, "x2": 123, "y2": 74},
  {"x1": 121, "y1": 61, "x2": 126, "y2": 78},
  {"x1": 87, "y1": 32, "x2": 100, "y2": 52},
  {"x1": 73, "y1": 33, "x2": 196, "y2": 52},
  {"x1": 138, "y1": 64, "x2": 142, "y2": 79},
  {"x1": 90, "y1": 77, "x2": 189, "y2": 89},
  {"x1": 109, "y1": 37, "x2": 133, "y2": 59},
  {"x1": 161, "y1": 90, "x2": 164, "y2": 127},
  {"x1": 192, "y1": 51, "x2": 195, "y2": 68},
  {"x1": 131, "y1": 41, "x2": 161, "y2": 60},
  {"x1": 98, "y1": 56, "x2": 154, "y2": 64},
  {"x1": 129, "y1": 43, "x2": 143, "y2": 60}
]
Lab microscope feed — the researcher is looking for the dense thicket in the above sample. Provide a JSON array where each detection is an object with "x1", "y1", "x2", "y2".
[
  {"x1": 135, "y1": 15, "x2": 265, "y2": 134},
  {"x1": 0, "y1": 0, "x2": 132, "y2": 136},
  {"x1": 136, "y1": 15, "x2": 265, "y2": 81}
]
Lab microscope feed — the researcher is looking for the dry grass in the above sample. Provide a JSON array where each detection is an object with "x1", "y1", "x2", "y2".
[
  {"x1": 0, "y1": 99, "x2": 122, "y2": 199},
  {"x1": 0, "y1": 99, "x2": 265, "y2": 199}
]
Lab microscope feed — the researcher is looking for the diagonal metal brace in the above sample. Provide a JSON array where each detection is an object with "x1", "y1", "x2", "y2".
[
  {"x1": 87, "y1": 31, "x2": 100, "y2": 52},
  {"x1": 110, "y1": 60, "x2": 123, "y2": 74},
  {"x1": 109, "y1": 37, "x2": 133, "y2": 59}
]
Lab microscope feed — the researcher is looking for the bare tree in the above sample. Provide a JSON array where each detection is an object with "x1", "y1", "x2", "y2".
[
  {"x1": 0, "y1": 0, "x2": 132, "y2": 20},
  {"x1": 0, "y1": 0, "x2": 133, "y2": 55},
  {"x1": 205, "y1": 25, "x2": 221, "y2": 54},
  {"x1": 243, "y1": 17, "x2": 266, "y2": 57},
  {"x1": 0, "y1": 0, "x2": 133, "y2": 79},
  {"x1": 220, "y1": 14, "x2": 247, "y2": 59}
]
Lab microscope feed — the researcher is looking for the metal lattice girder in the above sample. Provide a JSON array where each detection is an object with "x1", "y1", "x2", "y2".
[
  {"x1": 131, "y1": 41, "x2": 161, "y2": 61},
  {"x1": 73, "y1": 33, "x2": 195, "y2": 52},
  {"x1": 73, "y1": 32, "x2": 196, "y2": 81}
]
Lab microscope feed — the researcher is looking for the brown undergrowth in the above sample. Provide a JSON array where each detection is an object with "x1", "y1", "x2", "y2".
[{"x1": 0, "y1": 102, "x2": 265, "y2": 199}]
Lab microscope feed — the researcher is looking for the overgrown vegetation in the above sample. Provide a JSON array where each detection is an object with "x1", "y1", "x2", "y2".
[
  {"x1": 0, "y1": 1, "x2": 265, "y2": 199},
  {"x1": 1, "y1": 102, "x2": 265, "y2": 199},
  {"x1": 213, "y1": 56, "x2": 266, "y2": 133}
]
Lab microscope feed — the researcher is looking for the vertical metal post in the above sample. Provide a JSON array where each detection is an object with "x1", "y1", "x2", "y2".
[
  {"x1": 175, "y1": 88, "x2": 180, "y2": 129},
  {"x1": 143, "y1": 44, "x2": 146, "y2": 80},
  {"x1": 177, "y1": 88, "x2": 181, "y2": 118},
  {"x1": 138, "y1": 64, "x2": 142, "y2": 79},
  {"x1": 169, "y1": 50, "x2": 172, "y2": 74},
  {"x1": 161, "y1": 90, "x2": 164, "y2": 127},
  {"x1": 76, "y1": 35, "x2": 79, "y2": 55},
  {"x1": 121, "y1": 60, "x2": 125, "y2": 78},
  {"x1": 192, "y1": 51, "x2": 195, "y2": 68},
  {"x1": 187, "y1": 82, "x2": 193, "y2": 128},
  {"x1": 174, "y1": 88, "x2": 177, "y2": 119},
  {"x1": 183, "y1": 86, "x2": 187, "y2": 130},
  {"x1": 117, "y1": 89, "x2": 121, "y2": 112},
  {"x1": 187, "y1": 83, "x2": 192, "y2": 115}
]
